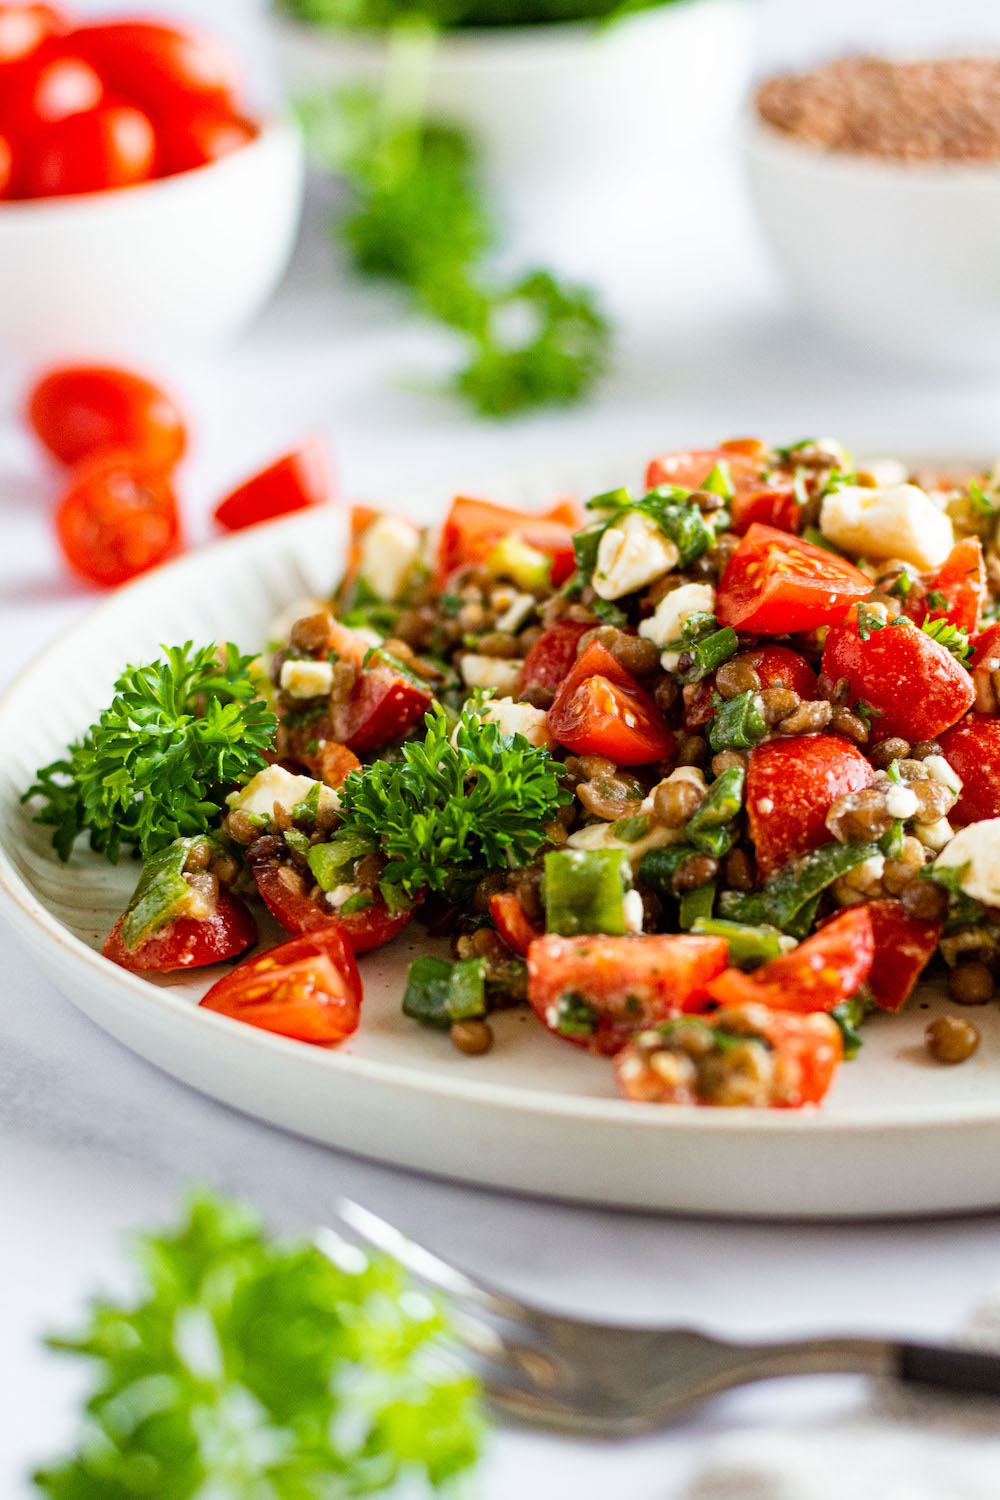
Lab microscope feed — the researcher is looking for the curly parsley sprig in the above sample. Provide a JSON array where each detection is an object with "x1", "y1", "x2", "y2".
[
  {"x1": 24, "y1": 642, "x2": 277, "y2": 863},
  {"x1": 338, "y1": 706, "x2": 571, "y2": 899}
]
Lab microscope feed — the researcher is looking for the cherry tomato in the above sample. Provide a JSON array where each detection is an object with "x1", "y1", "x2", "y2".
[
  {"x1": 27, "y1": 364, "x2": 187, "y2": 469},
  {"x1": 924, "y1": 536, "x2": 986, "y2": 634},
  {"x1": 747, "y1": 734, "x2": 874, "y2": 882},
  {"x1": 854, "y1": 899, "x2": 942, "y2": 1013},
  {"x1": 250, "y1": 852, "x2": 416, "y2": 955},
  {"x1": 515, "y1": 621, "x2": 590, "y2": 701},
  {"x1": 0, "y1": 3, "x2": 68, "y2": 67},
  {"x1": 716, "y1": 523, "x2": 872, "y2": 634},
  {"x1": 527, "y1": 932, "x2": 730, "y2": 1056},
  {"x1": 645, "y1": 442, "x2": 802, "y2": 536},
  {"x1": 546, "y1": 639, "x2": 674, "y2": 765},
  {"x1": 156, "y1": 99, "x2": 256, "y2": 175},
  {"x1": 706, "y1": 907, "x2": 875, "y2": 1014},
  {"x1": 0, "y1": 132, "x2": 12, "y2": 196},
  {"x1": 213, "y1": 439, "x2": 333, "y2": 531},
  {"x1": 23, "y1": 102, "x2": 156, "y2": 197},
  {"x1": 55, "y1": 451, "x2": 181, "y2": 587},
  {"x1": 683, "y1": 644, "x2": 818, "y2": 730},
  {"x1": 822, "y1": 607, "x2": 975, "y2": 743},
  {"x1": 971, "y1": 621, "x2": 1000, "y2": 672},
  {"x1": 939, "y1": 715, "x2": 1000, "y2": 825},
  {"x1": 200, "y1": 925, "x2": 362, "y2": 1046},
  {"x1": 489, "y1": 891, "x2": 541, "y2": 958},
  {"x1": 435, "y1": 495, "x2": 581, "y2": 589},
  {"x1": 103, "y1": 889, "x2": 255, "y2": 973},
  {"x1": 0, "y1": 47, "x2": 102, "y2": 137},
  {"x1": 70, "y1": 21, "x2": 240, "y2": 114}
]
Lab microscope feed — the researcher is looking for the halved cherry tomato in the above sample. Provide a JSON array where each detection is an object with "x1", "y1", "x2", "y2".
[
  {"x1": 706, "y1": 907, "x2": 875, "y2": 1014},
  {"x1": 155, "y1": 99, "x2": 256, "y2": 175},
  {"x1": 0, "y1": 46, "x2": 102, "y2": 137},
  {"x1": 546, "y1": 639, "x2": 674, "y2": 765},
  {"x1": 213, "y1": 438, "x2": 333, "y2": 531},
  {"x1": 103, "y1": 889, "x2": 255, "y2": 973},
  {"x1": 23, "y1": 102, "x2": 156, "y2": 196},
  {"x1": 515, "y1": 621, "x2": 589, "y2": 701},
  {"x1": 70, "y1": 21, "x2": 240, "y2": 114},
  {"x1": 0, "y1": 133, "x2": 12, "y2": 196},
  {"x1": 489, "y1": 891, "x2": 541, "y2": 958},
  {"x1": 924, "y1": 536, "x2": 986, "y2": 634},
  {"x1": 343, "y1": 655, "x2": 432, "y2": 753},
  {"x1": 55, "y1": 450, "x2": 181, "y2": 587},
  {"x1": 855, "y1": 899, "x2": 941, "y2": 1013},
  {"x1": 939, "y1": 715, "x2": 1000, "y2": 825},
  {"x1": 716, "y1": 523, "x2": 872, "y2": 634},
  {"x1": 0, "y1": 4, "x2": 68, "y2": 67},
  {"x1": 200, "y1": 925, "x2": 362, "y2": 1046},
  {"x1": 249, "y1": 852, "x2": 416, "y2": 955},
  {"x1": 822, "y1": 607, "x2": 975, "y2": 742},
  {"x1": 645, "y1": 443, "x2": 802, "y2": 536},
  {"x1": 527, "y1": 932, "x2": 730, "y2": 1056},
  {"x1": 747, "y1": 734, "x2": 874, "y2": 882},
  {"x1": 27, "y1": 364, "x2": 187, "y2": 469},
  {"x1": 435, "y1": 495, "x2": 581, "y2": 589},
  {"x1": 684, "y1": 644, "x2": 818, "y2": 730}
]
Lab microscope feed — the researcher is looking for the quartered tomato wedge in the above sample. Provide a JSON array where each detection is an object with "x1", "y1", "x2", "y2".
[
  {"x1": 489, "y1": 891, "x2": 541, "y2": 958},
  {"x1": 684, "y1": 644, "x2": 818, "y2": 730},
  {"x1": 435, "y1": 495, "x2": 581, "y2": 589},
  {"x1": 527, "y1": 932, "x2": 730, "y2": 1056},
  {"x1": 28, "y1": 363, "x2": 187, "y2": 469},
  {"x1": 939, "y1": 715, "x2": 1000, "y2": 825},
  {"x1": 706, "y1": 907, "x2": 875, "y2": 1014},
  {"x1": 853, "y1": 899, "x2": 942, "y2": 1013},
  {"x1": 924, "y1": 536, "x2": 986, "y2": 634},
  {"x1": 822, "y1": 606, "x2": 975, "y2": 742},
  {"x1": 716, "y1": 523, "x2": 872, "y2": 634},
  {"x1": 249, "y1": 852, "x2": 416, "y2": 955},
  {"x1": 546, "y1": 639, "x2": 674, "y2": 765},
  {"x1": 200, "y1": 925, "x2": 362, "y2": 1046},
  {"x1": 747, "y1": 734, "x2": 874, "y2": 882},
  {"x1": 213, "y1": 438, "x2": 333, "y2": 531},
  {"x1": 515, "y1": 621, "x2": 589, "y2": 701},
  {"x1": 645, "y1": 442, "x2": 802, "y2": 535},
  {"x1": 103, "y1": 890, "x2": 256, "y2": 973}
]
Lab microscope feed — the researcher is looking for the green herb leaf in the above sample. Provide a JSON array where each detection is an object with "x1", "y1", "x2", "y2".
[{"x1": 921, "y1": 617, "x2": 972, "y2": 663}]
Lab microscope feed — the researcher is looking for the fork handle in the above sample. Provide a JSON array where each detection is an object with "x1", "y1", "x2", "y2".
[{"x1": 898, "y1": 1341, "x2": 1000, "y2": 1397}]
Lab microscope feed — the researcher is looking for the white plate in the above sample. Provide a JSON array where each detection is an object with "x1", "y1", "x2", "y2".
[{"x1": 2, "y1": 452, "x2": 999, "y2": 1221}]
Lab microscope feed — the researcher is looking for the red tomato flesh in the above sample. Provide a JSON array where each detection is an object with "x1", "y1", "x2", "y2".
[
  {"x1": 856, "y1": 899, "x2": 942, "y2": 1013},
  {"x1": 822, "y1": 607, "x2": 975, "y2": 742},
  {"x1": 200, "y1": 925, "x2": 362, "y2": 1046},
  {"x1": 27, "y1": 363, "x2": 187, "y2": 469},
  {"x1": 527, "y1": 932, "x2": 730, "y2": 1056},
  {"x1": 0, "y1": 132, "x2": 12, "y2": 196},
  {"x1": 0, "y1": 4, "x2": 68, "y2": 67},
  {"x1": 103, "y1": 890, "x2": 256, "y2": 973},
  {"x1": 213, "y1": 439, "x2": 333, "y2": 531},
  {"x1": 250, "y1": 856, "x2": 415, "y2": 955},
  {"x1": 706, "y1": 907, "x2": 875, "y2": 1014},
  {"x1": 546, "y1": 639, "x2": 674, "y2": 765},
  {"x1": 684, "y1": 645, "x2": 818, "y2": 730},
  {"x1": 716, "y1": 523, "x2": 872, "y2": 634},
  {"x1": 70, "y1": 21, "x2": 240, "y2": 114},
  {"x1": 924, "y1": 536, "x2": 986, "y2": 634},
  {"x1": 516, "y1": 621, "x2": 589, "y2": 701},
  {"x1": 645, "y1": 443, "x2": 802, "y2": 536},
  {"x1": 756, "y1": 1009, "x2": 843, "y2": 1106},
  {"x1": 24, "y1": 101, "x2": 155, "y2": 196},
  {"x1": 55, "y1": 451, "x2": 181, "y2": 587},
  {"x1": 489, "y1": 891, "x2": 541, "y2": 958},
  {"x1": 435, "y1": 495, "x2": 581, "y2": 589},
  {"x1": 747, "y1": 734, "x2": 874, "y2": 882},
  {"x1": 939, "y1": 715, "x2": 1000, "y2": 825}
]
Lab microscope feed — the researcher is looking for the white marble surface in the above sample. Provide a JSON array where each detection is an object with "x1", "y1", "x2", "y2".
[{"x1": 5, "y1": 1, "x2": 1000, "y2": 1495}]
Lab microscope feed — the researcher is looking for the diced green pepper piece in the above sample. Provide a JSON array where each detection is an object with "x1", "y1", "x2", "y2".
[
  {"x1": 678, "y1": 878, "x2": 716, "y2": 930},
  {"x1": 486, "y1": 534, "x2": 552, "y2": 591},
  {"x1": 639, "y1": 843, "x2": 698, "y2": 894},
  {"x1": 284, "y1": 828, "x2": 312, "y2": 859},
  {"x1": 552, "y1": 992, "x2": 598, "y2": 1038},
  {"x1": 830, "y1": 995, "x2": 872, "y2": 1060},
  {"x1": 718, "y1": 840, "x2": 880, "y2": 932},
  {"x1": 449, "y1": 957, "x2": 488, "y2": 1020},
  {"x1": 690, "y1": 916, "x2": 787, "y2": 969},
  {"x1": 610, "y1": 814, "x2": 650, "y2": 843},
  {"x1": 880, "y1": 819, "x2": 904, "y2": 859},
  {"x1": 119, "y1": 837, "x2": 203, "y2": 951},
  {"x1": 339, "y1": 892, "x2": 375, "y2": 915},
  {"x1": 402, "y1": 955, "x2": 487, "y2": 1029},
  {"x1": 544, "y1": 848, "x2": 631, "y2": 936},
  {"x1": 307, "y1": 832, "x2": 377, "y2": 892},
  {"x1": 640, "y1": 489, "x2": 717, "y2": 566},
  {"x1": 699, "y1": 462, "x2": 734, "y2": 500},
  {"x1": 685, "y1": 766, "x2": 745, "y2": 857},
  {"x1": 586, "y1": 486, "x2": 634, "y2": 515},
  {"x1": 708, "y1": 691, "x2": 768, "y2": 753},
  {"x1": 676, "y1": 626, "x2": 739, "y2": 684},
  {"x1": 572, "y1": 524, "x2": 605, "y2": 581},
  {"x1": 783, "y1": 892, "x2": 823, "y2": 941}
]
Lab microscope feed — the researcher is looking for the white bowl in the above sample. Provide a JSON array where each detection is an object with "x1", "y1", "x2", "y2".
[
  {"x1": 0, "y1": 118, "x2": 304, "y2": 367},
  {"x1": 744, "y1": 114, "x2": 1000, "y2": 373}
]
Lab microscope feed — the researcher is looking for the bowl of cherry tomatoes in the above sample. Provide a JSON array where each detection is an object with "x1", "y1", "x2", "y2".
[{"x1": 0, "y1": 5, "x2": 304, "y2": 361}]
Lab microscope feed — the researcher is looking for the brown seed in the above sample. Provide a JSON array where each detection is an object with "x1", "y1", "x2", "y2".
[
  {"x1": 579, "y1": 625, "x2": 661, "y2": 679},
  {"x1": 183, "y1": 841, "x2": 211, "y2": 872},
  {"x1": 829, "y1": 706, "x2": 870, "y2": 744},
  {"x1": 911, "y1": 780, "x2": 954, "y2": 822},
  {"x1": 652, "y1": 777, "x2": 704, "y2": 829},
  {"x1": 689, "y1": 488, "x2": 725, "y2": 513},
  {"x1": 758, "y1": 686, "x2": 801, "y2": 724},
  {"x1": 925, "y1": 1015, "x2": 979, "y2": 1064},
  {"x1": 725, "y1": 847, "x2": 757, "y2": 891},
  {"x1": 910, "y1": 740, "x2": 944, "y2": 761},
  {"x1": 673, "y1": 853, "x2": 719, "y2": 892},
  {"x1": 901, "y1": 880, "x2": 949, "y2": 920},
  {"x1": 869, "y1": 736, "x2": 911, "y2": 768},
  {"x1": 450, "y1": 1019, "x2": 494, "y2": 1055},
  {"x1": 578, "y1": 776, "x2": 643, "y2": 821},
  {"x1": 676, "y1": 732, "x2": 708, "y2": 768},
  {"x1": 716, "y1": 657, "x2": 763, "y2": 700},
  {"x1": 477, "y1": 631, "x2": 521, "y2": 659},
  {"x1": 289, "y1": 609, "x2": 334, "y2": 654},
  {"x1": 777, "y1": 700, "x2": 833, "y2": 735},
  {"x1": 473, "y1": 871, "x2": 508, "y2": 914},
  {"x1": 712, "y1": 749, "x2": 748, "y2": 777},
  {"x1": 653, "y1": 676, "x2": 681, "y2": 716},
  {"x1": 948, "y1": 961, "x2": 996, "y2": 1006}
]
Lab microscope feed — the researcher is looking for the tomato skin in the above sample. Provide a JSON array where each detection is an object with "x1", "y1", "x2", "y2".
[
  {"x1": 747, "y1": 735, "x2": 874, "y2": 882},
  {"x1": 155, "y1": 99, "x2": 256, "y2": 175},
  {"x1": 343, "y1": 662, "x2": 432, "y2": 754},
  {"x1": 55, "y1": 451, "x2": 181, "y2": 587},
  {"x1": 70, "y1": 22, "x2": 240, "y2": 113},
  {"x1": 822, "y1": 608, "x2": 975, "y2": 742},
  {"x1": 103, "y1": 890, "x2": 256, "y2": 973},
  {"x1": 716, "y1": 523, "x2": 872, "y2": 634},
  {"x1": 23, "y1": 102, "x2": 156, "y2": 196},
  {"x1": 684, "y1": 645, "x2": 818, "y2": 730},
  {"x1": 645, "y1": 445, "x2": 801, "y2": 536},
  {"x1": 0, "y1": 47, "x2": 103, "y2": 138},
  {"x1": 527, "y1": 932, "x2": 730, "y2": 1056},
  {"x1": 856, "y1": 899, "x2": 941, "y2": 1013},
  {"x1": 489, "y1": 892, "x2": 541, "y2": 958},
  {"x1": 970, "y1": 621, "x2": 1000, "y2": 672},
  {"x1": 0, "y1": 4, "x2": 68, "y2": 67},
  {"x1": 515, "y1": 621, "x2": 589, "y2": 700},
  {"x1": 250, "y1": 857, "x2": 415, "y2": 955},
  {"x1": 546, "y1": 639, "x2": 674, "y2": 765},
  {"x1": 213, "y1": 439, "x2": 333, "y2": 531},
  {"x1": 706, "y1": 907, "x2": 875, "y2": 1014},
  {"x1": 939, "y1": 715, "x2": 1000, "y2": 825},
  {"x1": 435, "y1": 495, "x2": 581, "y2": 589},
  {"x1": 200, "y1": 925, "x2": 362, "y2": 1046},
  {"x1": 0, "y1": 133, "x2": 12, "y2": 196},
  {"x1": 923, "y1": 536, "x2": 986, "y2": 634},
  {"x1": 27, "y1": 364, "x2": 187, "y2": 470}
]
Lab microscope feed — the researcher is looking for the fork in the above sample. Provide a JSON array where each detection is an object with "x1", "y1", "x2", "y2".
[{"x1": 324, "y1": 1199, "x2": 1000, "y2": 1438}]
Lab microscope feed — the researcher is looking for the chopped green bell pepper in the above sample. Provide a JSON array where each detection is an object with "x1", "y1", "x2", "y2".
[
  {"x1": 690, "y1": 916, "x2": 787, "y2": 969},
  {"x1": 402, "y1": 955, "x2": 487, "y2": 1029},
  {"x1": 685, "y1": 765, "x2": 744, "y2": 857},
  {"x1": 708, "y1": 691, "x2": 768, "y2": 753},
  {"x1": 718, "y1": 840, "x2": 881, "y2": 932},
  {"x1": 544, "y1": 848, "x2": 632, "y2": 936},
  {"x1": 678, "y1": 878, "x2": 716, "y2": 930}
]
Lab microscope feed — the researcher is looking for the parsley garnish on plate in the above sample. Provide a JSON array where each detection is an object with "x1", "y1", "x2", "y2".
[
  {"x1": 34, "y1": 1192, "x2": 482, "y2": 1499},
  {"x1": 24, "y1": 642, "x2": 277, "y2": 863}
]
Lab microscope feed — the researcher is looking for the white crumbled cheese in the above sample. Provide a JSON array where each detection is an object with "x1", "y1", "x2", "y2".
[
  {"x1": 622, "y1": 888, "x2": 645, "y2": 934},
  {"x1": 884, "y1": 783, "x2": 919, "y2": 821},
  {"x1": 934, "y1": 818, "x2": 1000, "y2": 904},
  {"x1": 279, "y1": 658, "x2": 334, "y2": 699},
  {"x1": 267, "y1": 597, "x2": 327, "y2": 646},
  {"x1": 567, "y1": 819, "x2": 685, "y2": 866},
  {"x1": 227, "y1": 765, "x2": 341, "y2": 821},
  {"x1": 592, "y1": 511, "x2": 679, "y2": 601},
  {"x1": 915, "y1": 817, "x2": 954, "y2": 853},
  {"x1": 639, "y1": 583, "x2": 716, "y2": 665},
  {"x1": 757, "y1": 797, "x2": 774, "y2": 815},
  {"x1": 819, "y1": 483, "x2": 954, "y2": 570},
  {"x1": 357, "y1": 514, "x2": 421, "y2": 601},
  {"x1": 324, "y1": 883, "x2": 360, "y2": 912},
  {"x1": 483, "y1": 697, "x2": 552, "y2": 748},
  {"x1": 864, "y1": 457, "x2": 908, "y2": 489},
  {"x1": 855, "y1": 853, "x2": 886, "y2": 884},
  {"x1": 923, "y1": 755, "x2": 963, "y2": 796},
  {"x1": 459, "y1": 655, "x2": 522, "y2": 694},
  {"x1": 494, "y1": 591, "x2": 536, "y2": 634}
]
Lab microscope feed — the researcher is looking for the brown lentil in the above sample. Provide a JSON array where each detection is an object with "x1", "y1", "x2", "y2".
[
  {"x1": 712, "y1": 749, "x2": 748, "y2": 777},
  {"x1": 577, "y1": 774, "x2": 643, "y2": 822},
  {"x1": 226, "y1": 809, "x2": 261, "y2": 846},
  {"x1": 578, "y1": 625, "x2": 661, "y2": 680},
  {"x1": 828, "y1": 706, "x2": 870, "y2": 744},
  {"x1": 652, "y1": 777, "x2": 704, "y2": 828},
  {"x1": 725, "y1": 847, "x2": 757, "y2": 891},
  {"x1": 925, "y1": 1015, "x2": 980, "y2": 1065},
  {"x1": 758, "y1": 686, "x2": 800, "y2": 724},
  {"x1": 183, "y1": 841, "x2": 211, "y2": 872},
  {"x1": 715, "y1": 657, "x2": 762, "y2": 700},
  {"x1": 901, "y1": 880, "x2": 949, "y2": 921},
  {"x1": 948, "y1": 961, "x2": 996, "y2": 1006},
  {"x1": 289, "y1": 610, "x2": 334, "y2": 654},
  {"x1": 910, "y1": 780, "x2": 955, "y2": 823},
  {"x1": 675, "y1": 732, "x2": 708, "y2": 768},
  {"x1": 673, "y1": 853, "x2": 719, "y2": 892},
  {"x1": 910, "y1": 740, "x2": 944, "y2": 762},
  {"x1": 473, "y1": 871, "x2": 507, "y2": 914},
  {"x1": 777, "y1": 700, "x2": 833, "y2": 735},
  {"x1": 477, "y1": 631, "x2": 521, "y2": 659},
  {"x1": 869, "y1": 736, "x2": 911, "y2": 769},
  {"x1": 826, "y1": 786, "x2": 894, "y2": 843},
  {"x1": 450, "y1": 1018, "x2": 494, "y2": 1056},
  {"x1": 653, "y1": 677, "x2": 681, "y2": 717}
]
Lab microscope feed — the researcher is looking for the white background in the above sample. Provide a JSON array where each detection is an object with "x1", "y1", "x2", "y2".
[{"x1": 5, "y1": 1, "x2": 1000, "y2": 1495}]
